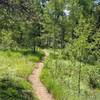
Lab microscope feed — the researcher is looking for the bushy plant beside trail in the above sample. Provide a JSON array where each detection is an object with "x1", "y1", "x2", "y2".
[
  {"x1": 0, "y1": 75, "x2": 35, "y2": 100},
  {"x1": 41, "y1": 50, "x2": 100, "y2": 100}
]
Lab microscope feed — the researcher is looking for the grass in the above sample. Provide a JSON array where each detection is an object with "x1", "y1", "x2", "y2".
[
  {"x1": 0, "y1": 48, "x2": 44, "y2": 100},
  {"x1": 40, "y1": 49, "x2": 100, "y2": 100}
]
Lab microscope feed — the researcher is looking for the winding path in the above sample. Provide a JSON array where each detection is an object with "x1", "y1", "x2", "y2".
[{"x1": 29, "y1": 50, "x2": 54, "y2": 100}]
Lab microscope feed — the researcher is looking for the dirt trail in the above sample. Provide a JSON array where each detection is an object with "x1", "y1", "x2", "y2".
[{"x1": 29, "y1": 50, "x2": 54, "y2": 100}]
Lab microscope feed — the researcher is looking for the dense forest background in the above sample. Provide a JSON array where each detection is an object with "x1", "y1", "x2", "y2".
[
  {"x1": 0, "y1": 0, "x2": 99, "y2": 61},
  {"x1": 0, "y1": 0, "x2": 100, "y2": 100}
]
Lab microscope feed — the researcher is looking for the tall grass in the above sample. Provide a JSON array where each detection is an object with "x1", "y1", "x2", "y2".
[
  {"x1": 40, "y1": 50, "x2": 100, "y2": 100},
  {"x1": 0, "y1": 49, "x2": 44, "y2": 100}
]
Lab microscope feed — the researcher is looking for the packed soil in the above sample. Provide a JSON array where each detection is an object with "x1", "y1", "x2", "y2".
[{"x1": 29, "y1": 50, "x2": 54, "y2": 100}]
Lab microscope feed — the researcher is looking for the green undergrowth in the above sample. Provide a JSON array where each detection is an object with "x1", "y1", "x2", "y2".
[
  {"x1": 0, "y1": 48, "x2": 44, "y2": 100},
  {"x1": 40, "y1": 49, "x2": 100, "y2": 100}
]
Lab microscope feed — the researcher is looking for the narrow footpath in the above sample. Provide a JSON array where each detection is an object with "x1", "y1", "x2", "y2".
[{"x1": 29, "y1": 50, "x2": 54, "y2": 100}]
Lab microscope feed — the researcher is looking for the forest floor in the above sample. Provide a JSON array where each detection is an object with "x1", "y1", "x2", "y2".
[{"x1": 29, "y1": 50, "x2": 54, "y2": 100}]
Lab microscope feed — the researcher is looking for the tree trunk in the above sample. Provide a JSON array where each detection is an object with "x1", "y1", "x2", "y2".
[
  {"x1": 33, "y1": 39, "x2": 36, "y2": 53},
  {"x1": 19, "y1": 32, "x2": 23, "y2": 46},
  {"x1": 78, "y1": 62, "x2": 81, "y2": 96}
]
